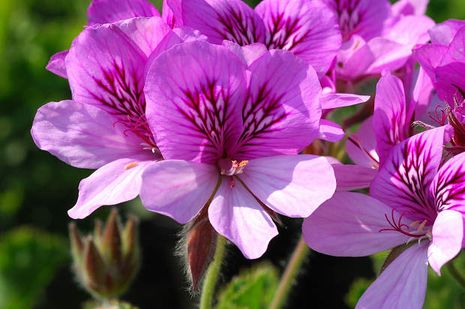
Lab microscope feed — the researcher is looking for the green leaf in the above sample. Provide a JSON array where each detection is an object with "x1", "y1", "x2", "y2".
[
  {"x1": 217, "y1": 263, "x2": 279, "y2": 309},
  {"x1": 344, "y1": 278, "x2": 371, "y2": 308},
  {"x1": 0, "y1": 227, "x2": 68, "y2": 309}
]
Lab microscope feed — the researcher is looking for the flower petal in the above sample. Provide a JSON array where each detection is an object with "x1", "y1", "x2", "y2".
[
  {"x1": 392, "y1": 0, "x2": 429, "y2": 16},
  {"x1": 239, "y1": 155, "x2": 336, "y2": 218},
  {"x1": 332, "y1": 164, "x2": 377, "y2": 191},
  {"x1": 115, "y1": 17, "x2": 173, "y2": 57},
  {"x1": 428, "y1": 210, "x2": 464, "y2": 274},
  {"x1": 162, "y1": 0, "x2": 182, "y2": 28},
  {"x1": 67, "y1": 18, "x2": 170, "y2": 146},
  {"x1": 67, "y1": 18, "x2": 167, "y2": 105},
  {"x1": 414, "y1": 44, "x2": 448, "y2": 78},
  {"x1": 429, "y1": 20, "x2": 465, "y2": 45},
  {"x1": 370, "y1": 127, "x2": 445, "y2": 221},
  {"x1": 303, "y1": 192, "x2": 409, "y2": 256},
  {"x1": 373, "y1": 72, "x2": 411, "y2": 164},
  {"x1": 234, "y1": 50, "x2": 322, "y2": 159},
  {"x1": 46, "y1": 50, "x2": 68, "y2": 79},
  {"x1": 346, "y1": 117, "x2": 379, "y2": 169},
  {"x1": 144, "y1": 40, "x2": 247, "y2": 163},
  {"x1": 384, "y1": 15, "x2": 434, "y2": 46},
  {"x1": 320, "y1": 92, "x2": 370, "y2": 110},
  {"x1": 223, "y1": 42, "x2": 269, "y2": 67},
  {"x1": 68, "y1": 159, "x2": 154, "y2": 219},
  {"x1": 359, "y1": 38, "x2": 411, "y2": 74},
  {"x1": 356, "y1": 244, "x2": 428, "y2": 309},
  {"x1": 434, "y1": 62, "x2": 465, "y2": 105},
  {"x1": 338, "y1": 37, "x2": 410, "y2": 79},
  {"x1": 319, "y1": 120, "x2": 345, "y2": 143},
  {"x1": 208, "y1": 179, "x2": 278, "y2": 259},
  {"x1": 412, "y1": 67, "x2": 435, "y2": 120},
  {"x1": 431, "y1": 152, "x2": 465, "y2": 212},
  {"x1": 140, "y1": 160, "x2": 218, "y2": 224},
  {"x1": 31, "y1": 100, "x2": 152, "y2": 169},
  {"x1": 87, "y1": 0, "x2": 159, "y2": 25},
  {"x1": 180, "y1": 0, "x2": 266, "y2": 45},
  {"x1": 256, "y1": 0, "x2": 341, "y2": 76}
]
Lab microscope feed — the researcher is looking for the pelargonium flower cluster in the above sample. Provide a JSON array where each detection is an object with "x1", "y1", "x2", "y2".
[{"x1": 31, "y1": 0, "x2": 465, "y2": 307}]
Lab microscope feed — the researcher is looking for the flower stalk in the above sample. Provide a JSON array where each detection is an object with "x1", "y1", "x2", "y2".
[
  {"x1": 199, "y1": 235, "x2": 227, "y2": 309},
  {"x1": 270, "y1": 237, "x2": 310, "y2": 309}
]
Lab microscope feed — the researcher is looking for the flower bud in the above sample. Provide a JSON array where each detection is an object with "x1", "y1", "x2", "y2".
[
  {"x1": 69, "y1": 209, "x2": 140, "y2": 301},
  {"x1": 178, "y1": 208, "x2": 217, "y2": 291}
]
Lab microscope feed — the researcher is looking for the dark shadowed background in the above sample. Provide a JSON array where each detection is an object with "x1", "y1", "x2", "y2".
[{"x1": 1, "y1": 0, "x2": 465, "y2": 308}]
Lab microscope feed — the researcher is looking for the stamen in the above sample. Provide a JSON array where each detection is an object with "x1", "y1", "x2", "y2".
[
  {"x1": 219, "y1": 159, "x2": 249, "y2": 176},
  {"x1": 124, "y1": 162, "x2": 139, "y2": 170},
  {"x1": 428, "y1": 104, "x2": 449, "y2": 126},
  {"x1": 379, "y1": 209, "x2": 428, "y2": 238},
  {"x1": 417, "y1": 219, "x2": 428, "y2": 234}
]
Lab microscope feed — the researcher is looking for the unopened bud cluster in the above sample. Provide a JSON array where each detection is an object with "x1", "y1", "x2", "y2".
[{"x1": 69, "y1": 210, "x2": 140, "y2": 301}]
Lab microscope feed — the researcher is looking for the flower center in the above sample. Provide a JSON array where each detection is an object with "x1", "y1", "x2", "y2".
[
  {"x1": 379, "y1": 209, "x2": 432, "y2": 241},
  {"x1": 218, "y1": 159, "x2": 249, "y2": 176}
]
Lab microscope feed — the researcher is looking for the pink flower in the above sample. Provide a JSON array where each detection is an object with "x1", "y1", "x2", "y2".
[
  {"x1": 139, "y1": 40, "x2": 338, "y2": 259},
  {"x1": 347, "y1": 72, "x2": 414, "y2": 169},
  {"x1": 304, "y1": 127, "x2": 465, "y2": 308},
  {"x1": 342, "y1": 72, "x2": 421, "y2": 189},
  {"x1": 164, "y1": 0, "x2": 342, "y2": 76},
  {"x1": 326, "y1": 0, "x2": 435, "y2": 81},
  {"x1": 46, "y1": 0, "x2": 165, "y2": 79},
  {"x1": 415, "y1": 20, "x2": 465, "y2": 107},
  {"x1": 345, "y1": 67, "x2": 449, "y2": 170},
  {"x1": 415, "y1": 21, "x2": 465, "y2": 154},
  {"x1": 32, "y1": 17, "x2": 183, "y2": 219},
  {"x1": 87, "y1": 0, "x2": 159, "y2": 25}
]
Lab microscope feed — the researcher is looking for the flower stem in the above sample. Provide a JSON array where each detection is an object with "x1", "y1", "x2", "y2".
[
  {"x1": 270, "y1": 237, "x2": 310, "y2": 309},
  {"x1": 199, "y1": 235, "x2": 227, "y2": 309},
  {"x1": 448, "y1": 261, "x2": 465, "y2": 288}
]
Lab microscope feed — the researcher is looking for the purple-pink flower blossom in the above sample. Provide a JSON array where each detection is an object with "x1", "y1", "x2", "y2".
[
  {"x1": 415, "y1": 20, "x2": 465, "y2": 153},
  {"x1": 327, "y1": 0, "x2": 434, "y2": 81},
  {"x1": 164, "y1": 0, "x2": 342, "y2": 76},
  {"x1": 139, "y1": 40, "x2": 338, "y2": 259},
  {"x1": 345, "y1": 65, "x2": 448, "y2": 173},
  {"x1": 46, "y1": 0, "x2": 162, "y2": 79},
  {"x1": 304, "y1": 127, "x2": 465, "y2": 308},
  {"x1": 32, "y1": 17, "x2": 181, "y2": 219}
]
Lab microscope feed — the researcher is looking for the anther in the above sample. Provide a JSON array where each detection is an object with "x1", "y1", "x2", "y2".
[
  {"x1": 219, "y1": 159, "x2": 249, "y2": 176},
  {"x1": 124, "y1": 162, "x2": 139, "y2": 170}
]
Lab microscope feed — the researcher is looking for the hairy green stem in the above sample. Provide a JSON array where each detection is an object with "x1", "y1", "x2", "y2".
[
  {"x1": 199, "y1": 235, "x2": 227, "y2": 309},
  {"x1": 448, "y1": 261, "x2": 465, "y2": 288},
  {"x1": 270, "y1": 237, "x2": 310, "y2": 309}
]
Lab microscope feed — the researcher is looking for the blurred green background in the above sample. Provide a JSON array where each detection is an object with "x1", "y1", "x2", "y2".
[{"x1": 1, "y1": 0, "x2": 465, "y2": 308}]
